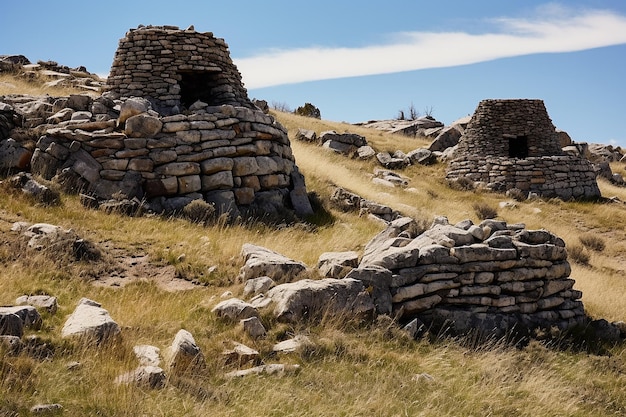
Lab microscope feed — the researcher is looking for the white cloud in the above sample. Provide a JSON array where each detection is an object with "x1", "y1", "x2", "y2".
[{"x1": 234, "y1": 8, "x2": 626, "y2": 89}]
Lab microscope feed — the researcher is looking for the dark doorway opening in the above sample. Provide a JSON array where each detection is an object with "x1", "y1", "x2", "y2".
[
  {"x1": 508, "y1": 136, "x2": 529, "y2": 158},
  {"x1": 178, "y1": 70, "x2": 221, "y2": 108}
]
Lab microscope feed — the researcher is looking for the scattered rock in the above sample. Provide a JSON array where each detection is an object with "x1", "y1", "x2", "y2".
[
  {"x1": 0, "y1": 305, "x2": 42, "y2": 331},
  {"x1": 30, "y1": 403, "x2": 64, "y2": 414},
  {"x1": 294, "y1": 128, "x2": 317, "y2": 143},
  {"x1": 61, "y1": 298, "x2": 120, "y2": 345},
  {"x1": 243, "y1": 276, "x2": 275, "y2": 297},
  {"x1": 225, "y1": 363, "x2": 300, "y2": 378},
  {"x1": 134, "y1": 345, "x2": 161, "y2": 366},
  {"x1": 15, "y1": 295, "x2": 58, "y2": 315},
  {"x1": 240, "y1": 316, "x2": 267, "y2": 339},
  {"x1": 237, "y1": 243, "x2": 307, "y2": 283},
  {"x1": 222, "y1": 342, "x2": 260, "y2": 366},
  {"x1": 115, "y1": 365, "x2": 166, "y2": 389},
  {"x1": 212, "y1": 298, "x2": 259, "y2": 321},
  {"x1": 166, "y1": 329, "x2": 205, "y2": 375},
  {"x1": 272, "y1": 335, "x2": 311, "y2": 354}
]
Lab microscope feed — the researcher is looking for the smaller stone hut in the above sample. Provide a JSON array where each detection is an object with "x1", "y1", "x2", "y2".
[{"x1": 446, "y1": 99, "x2": 600, "y2": 200}]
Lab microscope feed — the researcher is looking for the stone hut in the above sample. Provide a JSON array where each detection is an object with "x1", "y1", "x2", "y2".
[
  {"x1": 23, "y1": 25, "x2": 313, "y2": 219},
  {"x1": 105, "y1": 25, "x2": 253, "y2": 115},
  {"x1": 446, "y1": 99, "x2": 601, "y2": 200}
]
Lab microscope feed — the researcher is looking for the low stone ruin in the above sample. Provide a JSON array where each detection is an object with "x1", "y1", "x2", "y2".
[
  {"x1": 356, "y1": 216, "x2": 585, "y2": 337},
  {"x1": 446, "y1": 99, "x2": 601, "y2": 200},
  {"x1": 0, "y1": 26, "x2": 313, "y2": 220},
  {"x1": 233, "y1": 215, "x2": 603, "y2": 340}
]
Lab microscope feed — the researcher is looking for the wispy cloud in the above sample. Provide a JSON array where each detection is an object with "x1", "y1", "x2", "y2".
[{"x1": 235, "y1": 7, "x2": 626, "y2": 89}]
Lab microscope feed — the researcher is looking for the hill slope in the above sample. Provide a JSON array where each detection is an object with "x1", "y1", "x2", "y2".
[{"x1": 1, "y1": 79, "x2": 626, "y2": 416}]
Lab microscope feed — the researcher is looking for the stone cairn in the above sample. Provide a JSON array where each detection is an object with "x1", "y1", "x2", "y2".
[
  {"x1": 446, "y1": 99, "x2": 601, "y2": 200},
  {"x1": 2, "y1": 25, "x2": 313, "y2": 219},
  {"x1": 355, "y1": 216, "x2": 586, "y2": 337}
]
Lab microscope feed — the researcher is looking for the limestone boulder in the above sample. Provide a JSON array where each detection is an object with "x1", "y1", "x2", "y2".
[
  {"x1": 119, "y1": 97, "x2": 152, "y2": 124},
  {"x1": 0, "y1": 139, "x2": 32, "y2": 171},
  {"x1": 115, "y1": 365, "x2": 166, "y2": 389},
  {"x1": 240, "y1": 316, "x2": 267, "y2": 339},
  {"x1": 264, "y1": 278, "x2": 375, "y2": 322},
  {"x1": 212, "y1": 298, "x2": 259, "y2": 321},
  {"x1": 0, "y1": 306, "x2": 42, "y2": 330},
  {"x1": 243, "y1": 276, "x2": 275, "y2": 298},
  {"x1": 166, "y1": 329, "x2": 205, "y2": 375},
  {"x1": 0, "y1": 312, "x2": 23, "y2": 337},
  {"x1": 61, "y1": 298, "x2": 120, "y2": 344},
  {"x1": 317, "y1": 251, "x2": 359, "y2": 278},
  {"x1": 406, "y1": 148, "x2": 436, "y2": 165},
  {"x1": 124, "y1": 113, "x2": 163, "y2": 138},
  {"x1": 294, "y1": 128, "x2": 317, "y2": 143},
  {"x1": 273, "y1": 335, "x2": 312, "y2": 354},
  {"x1": 134, "y1": 345, "x2": 161, "y2": 366},
  {"x1": 428, "y1": 126, "x2": 462, "y2": 152},
  {"x1": 376, "y1": 152, "x2": 409, "y2": 169},
  {"x1": 225, "y1": 363, "x2": 300, "y2": 378},
  {"x1": 237, "y1": 243, "x2": 307, "y2": 283}
]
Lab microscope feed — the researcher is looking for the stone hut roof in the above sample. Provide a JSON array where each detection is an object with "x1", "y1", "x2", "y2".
[
  {"x1": 456, "y1": 99, "x2": 563, "y2": 158},
  {"x1": 105, "y1": 25, "x2": 254, "y2": 115}
]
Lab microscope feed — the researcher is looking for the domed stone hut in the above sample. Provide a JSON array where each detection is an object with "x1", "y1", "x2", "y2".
[
  {"x1": 105, "y1": 25, "x2": 253, "y2": 115},
  {"x1": 27, "y1": 25, "x2": 313, "y2": 219},
  {"x1": 446, "y1": 99, "x2": 600, "y2": 200}
]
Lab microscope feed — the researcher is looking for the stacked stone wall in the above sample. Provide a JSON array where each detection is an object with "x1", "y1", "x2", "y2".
[
  {"x1": 357, "y1": 218, "x2": 586, "y2": 337},
  {"x1": 105, "y1": 26, "x2": 253, "y2": 114},
  {"x1": 31, "y1": 102, "x2": 310, "y2": 217},
  {"x1": 446, "y1": 155, "x2": 601, "y2": 199}
]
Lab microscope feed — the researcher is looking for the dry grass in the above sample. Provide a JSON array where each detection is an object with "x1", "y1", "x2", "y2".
[
  {"x1": 0, "y1": 72, "x2": 96, "y2": 97},
  {"x1": 2, "y1": 80, "x2": 626, "y2": 416}
]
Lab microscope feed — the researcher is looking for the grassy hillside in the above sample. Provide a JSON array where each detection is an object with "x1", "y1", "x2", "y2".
[{"x1": 2, "y1": 81, "x2": 626, "y2": 416}]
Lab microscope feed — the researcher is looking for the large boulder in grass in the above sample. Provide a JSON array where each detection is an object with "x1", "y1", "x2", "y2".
[
  {"x1": 264, "y1": 278, "x2": 375, "y2": 322},
  {"x1": 61, "y1": 298, "x2": 120, "y2": 345},
  {"x1": 428, "y1": 126, "x2": 462, "y2": 152},
  {"x1": 237, "y1": 244, "x2": 307, "y2": 283}
]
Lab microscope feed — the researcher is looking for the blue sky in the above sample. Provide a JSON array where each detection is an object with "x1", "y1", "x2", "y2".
[{"x1": 2, "y1": 1, "x2": 625, "y2": 147}]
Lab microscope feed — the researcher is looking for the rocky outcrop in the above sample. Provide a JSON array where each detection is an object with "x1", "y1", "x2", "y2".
[{"x1": 12, "y1": 221, "x2": 101, "y2": 261}]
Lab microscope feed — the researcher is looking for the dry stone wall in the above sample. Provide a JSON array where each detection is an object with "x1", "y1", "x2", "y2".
[
  {"x1": 356, "y1": 217, "x2": 586, "y2": 337},
  {"x1": 447, "y1": 99, "x2": 600, "y2": 200}
]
